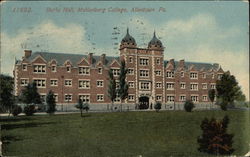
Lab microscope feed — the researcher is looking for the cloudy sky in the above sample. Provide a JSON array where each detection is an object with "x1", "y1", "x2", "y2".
[{"x1": 1, "y1": 1, "x2": 249, "y2": 99}]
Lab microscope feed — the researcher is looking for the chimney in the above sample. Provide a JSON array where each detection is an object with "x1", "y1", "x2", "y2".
[
  {"x1": 101, "y1": 54, "x2": 106, "y2": 64},
  {"x1": 179, "y1": 59, "x2": 185, "y2": 67},
  {"x1": 24, "y1": 50, "x2": 32, "y2": 58},
  {"x1": 88, "y1": 53, "x2": 93, "y2": 64}
]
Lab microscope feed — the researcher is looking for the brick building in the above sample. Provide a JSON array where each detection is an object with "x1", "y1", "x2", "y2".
[{"x1": 13, "y1": 29, "x2": 224, "y2": 110}]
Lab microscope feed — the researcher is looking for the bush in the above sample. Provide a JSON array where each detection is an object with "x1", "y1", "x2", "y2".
[
  {"x1": 220, "y1": 101, "x2": 228, "y2": 111},
  {"x1": 184, "y1": 100, "x2": 194, "y2": 112},
  {"x1": 197, "y1": 116, "x2": 234, "y2": 155},
  {"x1": 24, "y1": 105, "x2": 36, "y2": 116},
  {"x1": 154, "y1": 102, "x2": 162, "y2": 112},
  {"x1": 12, "y1": 105, "x2": 22, "y2": 116}
]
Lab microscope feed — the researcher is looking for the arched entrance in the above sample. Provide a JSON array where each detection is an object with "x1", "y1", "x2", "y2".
[{"x1": 139, "y1": 96, "x2": 149, "y2": 109}]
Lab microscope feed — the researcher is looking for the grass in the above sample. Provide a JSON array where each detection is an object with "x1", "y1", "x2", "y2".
[{"x1": 1, "y1": 110, "x2": 249, "y2": 157}]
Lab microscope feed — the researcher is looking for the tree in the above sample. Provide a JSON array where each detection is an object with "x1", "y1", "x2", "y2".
[
  {"x1": 20, "y1": 82, "x2": 42, "y2": 116},
  {"x1": 46, "y1": 90, "x2": 56, "y2": 114},
  {"x1": 75, "y1": 99, "x2": 84, "y2": 117},
  {"x1": 216, "y1": 73, "x2": 245, "y2": 110},
  {"x1": 197, "y1": 116, "x2": 234, "y2": 155},
  {"x1": 107, "y1": 69, "x2": 117, "y2": 111},
  {"x1": 11, "y1": 105, "x2": 22, "y2": 116},
  {"x1": 184, "y1": 100, "x2": 195, "y2": 112},
  {"x1": 118, "y1": 60, "x2": 129, "y2": 111},
  {"x1": 208, "y1": 89, "x2": 216, "y2": 105},
  {"x1": 154, "y1": 102, "x2": 162, "y2": 112},
  {"x1": 0, "y1": 74, "x2": 15, "y2": 114}
]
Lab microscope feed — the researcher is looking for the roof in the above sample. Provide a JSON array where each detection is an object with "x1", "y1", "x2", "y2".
[
  {"x1": 26, "y1": 52, "x2": 120, "y2": 66},
  {"x1": 148, "y1": 31, "x2": 163, "y2": 47},
  {"x1": 20, "y1": 51, "x2": 219, "y2": 71},
  {"x1": 121, "y1": 28, "x2": 136, "y2": 45}
]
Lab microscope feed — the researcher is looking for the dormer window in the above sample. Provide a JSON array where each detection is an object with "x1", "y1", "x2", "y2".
[
  {"x1": 66, "y1": 66, "x2": 71, "y2": 72},
  {"x1": 98, "y1": 68, "x2": 102, "y2": 74},
  {"x1": 33, "y1": 65, "x2": 46, "y2": 73},
  {"x1": 129, "y1": 57, "x2": 133, "y2": 63},
  {"x1": 181, "y1": 72, "x2": 184, "y2": 77},
  {"x1": 51, "y1": 66, "x2": 56, "y2": 72},
  {"x1": 22, "y1": 64, "x2": 27, "y2": 71}
]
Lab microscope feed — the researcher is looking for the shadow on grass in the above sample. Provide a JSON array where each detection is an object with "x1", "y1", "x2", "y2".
[
  {"x1": 1, "y1": 122, "x2": 57, "y2": 130},
  {"x1": 1, "y1": 135, "x2": 22, "y2": 144},
  {"x1": 0, "y1": 116, "x2": 32, "y2": 123},
  {"x1": 81, "y1": 114, "x2": 91, "y2": 118}
]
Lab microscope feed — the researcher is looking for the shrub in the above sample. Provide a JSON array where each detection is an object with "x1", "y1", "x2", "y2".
[
  {"x1": 154, "y1": 102, "x2": 162, "y2": 112},
  {"x1": 220, "y1": 101, "x2": 228, "y2": 111},
  {"x1": 24, "y1": 105, "x2": 36, "y2": 116},
  {"x1": 12, "y1": 105, "x2": 22, "y2": 116},
  {"x1": 184, "y1": 100, "x2": 194, "y2": 112},
  {"x1": 197, "y1": 116, "x2": 234, "y2": 155}
]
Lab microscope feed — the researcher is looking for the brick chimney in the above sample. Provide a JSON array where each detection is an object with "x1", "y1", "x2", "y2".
[
  {"x1": 24, "y1": 50, "x2": 32, "y2": 58},
  {"x1": 88, "y1": 53, "x2": 93, "y2": 64},
  {"x1": 101, "y1": 54, "x2": 106, "y2": 64},
  {"x1": 179, "y1": 59, "x2": 185, "y2": 67}
]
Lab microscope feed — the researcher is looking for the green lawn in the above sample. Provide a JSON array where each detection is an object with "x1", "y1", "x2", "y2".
[{"x1": 1, "y1": 110, "x2": 249, "y2": 157}]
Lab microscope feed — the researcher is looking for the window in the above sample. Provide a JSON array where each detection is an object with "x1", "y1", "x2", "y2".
[
  {"x1": 115, "y1": 80, "x2": 120, "y2": 89},
  {"x1": 156, "y1": 95, "x2": 162, "y2": 101},
  {"x1": 202, "y1": 73, "x2": 206, "y2": 78},
  {"x1": 111, "y1": 69, "x2": 120, "y2": 76},
  {"x1": 79, "y1": 95, "x2": 90, "y2": 103},
  {"x1": 51, "y1": 66, "x2": 56, "y2": 72},
  {"x1": 139, "y1": 58, "x2": 149, "y2": 65},
  {"x1": 140, "y1": 82, "x2": 150, "y2": 90},
  {"x1": 156, "y1": 58, "x2": 160, "y2": 65},
  {"x1": 114, "y1": 94, "x2": 121, "y2": 103},
  {"x1": 66, "y1": 66, "x2": 71, "y2": 72},
  {"x1": 20, "y1": 79, "x2": 28, "y2": 86},
  {"x1": 139, "y1": 70, "x2": 149, "y2": 77},
  {"x1": 167, "y1": 96, "x2": 175, "y2": 102},
  {"x1": 79, "y1": 67, "x2": 90, "y2": 75},
  {"x1": 166, "y1": 71, "x2": 174, "y2": 78},
  {"x1": 129, "y1": 57, "x2": 133, "y2": 63},
  {"x1": 190, "y1": 72, "x2": 198, "y2": 79},
  {"x1": 128, "y1": 68, "x2": 134, "y2": 75},
  {"x1": 64, "y1": 80, "x2": 72, "y2": 87},
  {"x1": 33, "y1": 79, "x2": 46, "y2": 88},
  {"x1": 97, "y1": 95, "x2": 104, "y2": 101},
  {"x1": 54, "y1": 94, "x2": 58, "y2": 102},
  {"x1": 128, "y1": 95, "x2": 134, "y2": 101},
  {"x1": 79, "y1": 80, "x2": 90, "y2": 89},
  {"x1": 191, "y1": 96, "x2": 199, "y2": 102},
  {"x1": 40, "y1": 94, "x2": 46, "y2": 103},
  {"x1": 202, "y1": 83, "x2": 207, "y2": 89},
  {"x1": 181, "y1": 72, "x2": 184, "y2": 77},
  {"x1": 211, "y1": 73, "x2": 214, "y2": 79},
  {"x1": 98, "y1": 68, "x2": 102, "y2": 74},
  {"x1": 211, "y1": 84, "x2": 216, "y2": 89},
  {"x1": 166, "y1": 83, "x2": 174, "y2": 90},
  {"x1": 50, "y1": 79, "x2": 58, "y2": 86},
  {"x1": 180, "y1": 83, "x2": 186, "y2": 89},
  {"x1": 97, "y1": 80, "x2": 104, "y2": 87},
  {"x1": 156, "y1": 82, "x2": 162, "y2": 88},
  {"x1": 33, "y1": 65, "x2": 46, "y2": 73},
  {"x1": 202, "y1": 95, "x2": 208, "y2": 101},
  {"x1": 128, "y1": 82, "x2": 134, "y2": 88},
  {"x1": 217, "y1": 74, "x2": 223, "y2": 80},
  {"x1": 190, "y1": 83, "x2": 198, "y2": 91},
  {"x1": 155, "y1": 70, "x2": 161, "y2": 76},
  {"x1": 22, "y1": 64, "x2": 27, "y2": 71},
  {"x1": 65, "y1": 94, "x2": 72, "y2": 102},
  {"x1": 179, "y1": 95, "x2": 186, "y2": 102}
]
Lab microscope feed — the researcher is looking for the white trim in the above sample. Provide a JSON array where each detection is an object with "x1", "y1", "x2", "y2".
[
  {"x1": 78, "y1": 79, "x2": 90, "y2": 89},
  {"x1": 96, "y1": 80, "x2": 104, "y2": 87},
  {"x1": 31, "y1": 55, "x2": 47, "y2": 63},
  {"x1": 96, "y1": 94, "x2": 104, "y2": 102},
  {"x1": 64, "y1": 79, "x2": 72, "y2": 87}
]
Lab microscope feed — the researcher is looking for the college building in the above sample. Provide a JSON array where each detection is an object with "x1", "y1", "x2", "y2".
[{"x1": 13, "y1": 29, "x2": 224, "y2": 110}]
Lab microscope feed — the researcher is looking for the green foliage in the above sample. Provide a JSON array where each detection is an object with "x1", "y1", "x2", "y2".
[
  {"x1": 23, "y1": 105, "x2": 36, "y2": 116},
  {"x1": 184, "y1": 100, "x2": 195, "y2": 112},
  {"x1": 0, "y1": 74, "x2": 15, "y2": 113},
  {"x1": 208, "y1": 89, "x2": 216, "y2": 104},
  {"x1": 46, "y1": 90, "x2": 56, "y2": 114},
  {"x1": 20, "y1": 82, "x2": 42, "y2": 105},
  {"x1": 216, "y1": 73, "x2": 245, "y2": 110},
  {"x1": 197, "y1": 116, "x2": 234, "y2": 155},
  {"x1": 220, "y1": 101, "x2": 228, "y2": 111},
  {"x1": 11, "y1": 105, "x2": 22, "y2": 116},
  {"x1": 118, "y1": 60, "x2": 128, "y2": 102},
  {"x1": 107, "y1": 69, "x2": 117, "y2": 105},
  {"x1": 154, "y1": 102, "x2": 162, "y2": 112},
  {"x1": 75, "y1": 100, "x2": 89, "y2": 117}
]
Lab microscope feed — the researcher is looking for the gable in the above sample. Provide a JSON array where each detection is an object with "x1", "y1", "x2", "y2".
[
  {"x1": 31, "y1": 55, "x2": 47, "y2": 64},
  {"x1": 78, "y1": 57, "x2": 89, "y2": 66},
  {"x1": 64, "y1": 60, "x2": 73, "y2": 66},
  {"x1": 109, "y1": 59, "x2": 120, "y2": 67}
]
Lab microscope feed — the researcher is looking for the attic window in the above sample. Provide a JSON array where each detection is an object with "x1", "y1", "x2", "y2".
[
  {"x1": 22, "y1": 64, "x2": 27, "y2": 71},
  {"x1": 181, "y1": 72, "x2": 184, "y2": 77},
  {"x1": 52, "y1": 66, "x2": 56, "y2": 72},
  {"x1": 66, "y1": 66, "x2": 71, "y2": 72},
  {"x1": 98, "y1": 68, "x2": 102, "y2": 74}
]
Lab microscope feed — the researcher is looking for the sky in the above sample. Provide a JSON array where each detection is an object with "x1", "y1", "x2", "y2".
[{"x1": 0, "y1": 1, "x2": 249, "y2": 100}]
